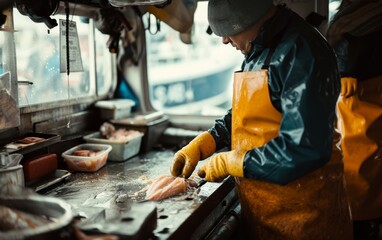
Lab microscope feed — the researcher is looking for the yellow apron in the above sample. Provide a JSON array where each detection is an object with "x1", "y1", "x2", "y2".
[
  {"x1": 337, "y1": 76, "x2": 382, "y2": 220},
  {"x1": 232, "y1": 70, "x2": 353, "y2": 240}
]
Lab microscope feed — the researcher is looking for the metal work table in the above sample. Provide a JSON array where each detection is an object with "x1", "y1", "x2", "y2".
[{"x1": 44, "y1": 149, "x2": 238, "y2": 239}]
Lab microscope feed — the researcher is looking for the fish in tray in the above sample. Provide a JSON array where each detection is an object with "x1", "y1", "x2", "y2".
[
  {"x1": 100, "y1": 122, "x2": 141, "y2": 142},
  {"x1": 145, "y1": 175, "x2": 199, "y2": 201},
  {"x1": 4, "y1": 137, "x2": 46, "y2": 150}
]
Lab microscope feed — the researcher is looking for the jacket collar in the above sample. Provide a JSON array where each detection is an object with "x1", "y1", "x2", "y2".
[{"x1": 245, "y1": 5, "x2": 291, "y2": 62}]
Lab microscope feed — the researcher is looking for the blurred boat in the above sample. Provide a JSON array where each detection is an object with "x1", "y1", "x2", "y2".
[{"x1": 146, "y1": 7, "x2": 242, "y2": 115}]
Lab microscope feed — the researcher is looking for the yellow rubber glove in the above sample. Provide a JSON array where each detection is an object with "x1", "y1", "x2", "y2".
[
  {"x1": 341, "y1": 77, "x2": 357, "y2": 98},
  {"x1": 170, "y1": 131, "x2": 216, "y2": 178},
  {"x1": 197, "y1": 150, "x2": 245, "y2": 182}
]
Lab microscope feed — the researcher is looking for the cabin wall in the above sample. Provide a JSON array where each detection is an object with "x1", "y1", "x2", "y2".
[{"x1": 282, "y1": 0, "x2": 330, "y2": 33}]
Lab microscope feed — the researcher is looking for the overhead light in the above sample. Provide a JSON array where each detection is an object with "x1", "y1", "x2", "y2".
[{"x1": 108, "y1": 0, "x2": 169, "y2": 7}]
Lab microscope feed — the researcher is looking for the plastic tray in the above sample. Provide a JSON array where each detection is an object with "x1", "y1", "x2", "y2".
[
  {"x1": 95, "y1": 99, "x2": 135, "y2": 120},
  {"x1": 62, "y1": 143, "x2": 112, "y2": 172},
  {"x1": 112, "y1": 115, "x2": 169, "y2": 152},
  {"x1": 0, "y1": 133, "x2": 61, "y2": 155},
  {"x1": 83, "y1": 132, "x2": 143, "y2": 162}
]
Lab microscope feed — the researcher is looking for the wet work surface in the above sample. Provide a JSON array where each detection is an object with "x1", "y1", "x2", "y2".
[{"x1": 44, "y1": 149, "x2": 237, "y2": 239}]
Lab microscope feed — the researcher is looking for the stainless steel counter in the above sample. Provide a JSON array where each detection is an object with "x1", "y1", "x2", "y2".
[{"x1": 44, "y1": 149, "x2": 238, "y2": 239}]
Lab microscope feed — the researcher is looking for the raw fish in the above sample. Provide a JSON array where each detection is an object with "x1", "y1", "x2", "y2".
[
  {"x1": 0, "y1": 205, "x2": 51, "y2": 231},
  {"x1": 100, "y1": 122, "x2": 141, "y2": 142},
  {"x1": 145, "y1": 175, "x2": 197, "y2": 201}
]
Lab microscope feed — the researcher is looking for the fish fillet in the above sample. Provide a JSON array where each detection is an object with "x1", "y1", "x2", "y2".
[
  {"x1": 146, "y1": 175, "x2": 175, "y2": 197},
  {"x1": 0, "y1": 205, "x2": 52, "y2": 231},
  {"x1": 145, "y1": 175, "x2": 197, "y2": 201}
]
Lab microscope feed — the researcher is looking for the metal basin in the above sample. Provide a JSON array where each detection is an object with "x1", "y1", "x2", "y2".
[
  {"x1": 0, "y1": 185, "x2": 73, "y2": 240},
  {"x1": 0, "y1": 164, "x2": 24, "y2": 187}
]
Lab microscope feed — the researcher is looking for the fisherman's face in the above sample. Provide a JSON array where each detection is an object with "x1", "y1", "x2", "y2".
[
  {"x1": 221, "y1": 22, "x2": 262, "y2": 55},
  {"x1": 222, "y1": 35, "x2": 252, "y2": 55},
  {"x1": 220, "y1": 5, "x2": 276, "y2": 56}
]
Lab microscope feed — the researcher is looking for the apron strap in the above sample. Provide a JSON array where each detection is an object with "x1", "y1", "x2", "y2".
[{"x1": 261, "y1": 47, "x2": 276, "y2": 70}]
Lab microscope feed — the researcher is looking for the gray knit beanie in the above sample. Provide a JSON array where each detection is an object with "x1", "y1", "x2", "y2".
[{"x1": 208, "y1": 0, "x2": 274, "y2": 36}]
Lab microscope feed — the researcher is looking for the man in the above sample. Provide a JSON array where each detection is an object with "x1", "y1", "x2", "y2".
[
  {"x1": 326, "y1": 1, "x2": 382, "y2": 239},
  {"x1": 170, "y1": 0, "x2": 353, "y2": 239}
]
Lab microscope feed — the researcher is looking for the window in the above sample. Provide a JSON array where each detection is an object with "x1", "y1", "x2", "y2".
[
  {"x1": 0, "y1": 23, "x2": 20, "y2": 129},
  {"x1": 13, "y1": 11, "x2": 113, "y2": 106},
  {"x1": 145, "y1": 2, "x2": 242, "y2": 116},
  {"x1": 329, "y1": 0, "x2": 341, "y2": 22},
  {"x1": 0, "y1": 37, "x2": 5, "y2": 75}
]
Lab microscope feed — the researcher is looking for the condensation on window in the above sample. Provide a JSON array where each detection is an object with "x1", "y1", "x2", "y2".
[
  {"x1": 13, "y1": 12, "x2": 112, "y2": 106},
  {"x1": 329, "y1": 0, "x2": 341, "y2": 22}
]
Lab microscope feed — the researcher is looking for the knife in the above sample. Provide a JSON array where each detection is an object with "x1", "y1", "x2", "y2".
[{"x1": 196, "y1": 179, "x2": 207, "y2": 188}]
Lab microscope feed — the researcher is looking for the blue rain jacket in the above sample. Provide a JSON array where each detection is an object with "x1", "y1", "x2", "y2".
[{"x1": 208, "y1": 6, "x2": 341, "y2": 185}]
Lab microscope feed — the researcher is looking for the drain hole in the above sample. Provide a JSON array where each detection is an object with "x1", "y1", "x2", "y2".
[
  {"x1": 158, "y1": 215, "x2": 168, "y2": 219},
  {"x1": 158, "y1": 227, "x2": 170, "y2": 234},
  {"x1": 122, "y1": 217, "x2": 134, "y2": 222}
]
